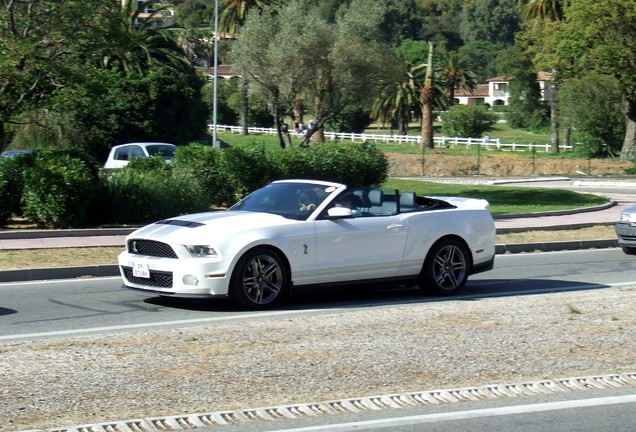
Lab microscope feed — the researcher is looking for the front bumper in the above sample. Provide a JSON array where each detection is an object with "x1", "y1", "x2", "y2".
[
  {"x1": 615, "y1": 223, "x2": 636, "y2": 247},
  {"x1": 118, "y1": 252, "x2": 233, "y2": 298}
]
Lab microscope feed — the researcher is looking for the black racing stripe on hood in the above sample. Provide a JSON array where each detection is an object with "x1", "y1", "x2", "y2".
[{"x1": 156, "y1": 219, "x2": 205, "y2": 228}]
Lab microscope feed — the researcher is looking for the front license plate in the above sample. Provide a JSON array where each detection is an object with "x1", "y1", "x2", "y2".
[{"x1": 133, "y1": 261, "x2": 150, "y2": 278}]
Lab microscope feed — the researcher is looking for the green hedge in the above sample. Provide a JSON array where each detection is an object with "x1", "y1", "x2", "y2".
[
  {"x1": 20, "y1": 150, "x2": 98, "y2": 228},
  {"x1": 0, "y1": 141, "x2": 388, "y2": 227}
]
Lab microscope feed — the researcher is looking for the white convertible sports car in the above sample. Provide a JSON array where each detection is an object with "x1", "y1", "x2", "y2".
[{"x1": 119, "y1": 179, "x2": 495, "y2": 309}]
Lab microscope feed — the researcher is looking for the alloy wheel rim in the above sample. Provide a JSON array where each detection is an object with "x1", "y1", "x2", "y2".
[
  {"x1": 433, "y1": 245, "x2": 467, "y2": 290},
  {"x1": 242, "y1": 255, "x2": 283, "y2": 304}
]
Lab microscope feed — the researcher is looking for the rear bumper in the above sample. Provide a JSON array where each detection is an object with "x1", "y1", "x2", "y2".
[{"x1": 472, "y1": 256, "x2": 494, "y2": 275}]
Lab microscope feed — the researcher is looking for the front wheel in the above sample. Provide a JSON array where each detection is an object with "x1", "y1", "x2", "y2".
[
  {"x1": 229, "y1": 248, "x2": 288, "y2": 310},
  {"x1": 419, "y1": 239, "x2": 470, "y2": 296},
  {"x1": 621, "y1": 246, "x2": 636, "y2": 255}
]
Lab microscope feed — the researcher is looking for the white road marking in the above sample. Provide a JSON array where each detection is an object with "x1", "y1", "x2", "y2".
[{"x1": 268, "y1": 394, "x2": 636, "y2": 431}]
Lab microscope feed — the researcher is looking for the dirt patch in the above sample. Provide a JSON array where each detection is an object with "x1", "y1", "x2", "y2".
[{"x1": 386, "y1": 152, "x2": 632, "y2": 177}]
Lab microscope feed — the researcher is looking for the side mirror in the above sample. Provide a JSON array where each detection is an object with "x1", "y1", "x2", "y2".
[{"x1": 327, "y1": 207, "x2": 353, "y2": 219}]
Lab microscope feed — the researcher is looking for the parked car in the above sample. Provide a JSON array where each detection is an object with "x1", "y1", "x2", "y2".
[
  {"x1": 103, "y1": 142, "x2": 177, "y2": 169},
  {"x1": 616, "y1": 204, "x2": 636, "y2": 254},
  {"x1": 0, "y1": 149, "x2": 33, "y2": 158},
  {"x1": 118, "y1": 179, "x2": 496, "y2": 309}
]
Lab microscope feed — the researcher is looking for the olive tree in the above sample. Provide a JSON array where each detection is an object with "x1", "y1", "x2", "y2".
[{"x1": 230, "y1": 0, "x2": 401, "y2": 146}]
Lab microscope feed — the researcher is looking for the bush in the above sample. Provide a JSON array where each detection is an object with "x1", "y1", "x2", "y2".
[
  {"x1": 90, "y1": 162, "x2": 210, "y2": 225},
  {"x1": 20, "y1": 150, "x2": 98, "y2": 228},
  {"x1": 219, "y1": 146, "x2": 281, "y2": 198},
  {"x1": 172, "y1": 144, "x2": 236, "y2": 207},
  {"x1": 441, "y1": 105, "x2": 498, "y2": 138},
  {"x1": 0, "y1": 152, "x2": 36, "y2": 226},
  {"x1": 273, "y1": 142, "x2": 387, "y2": 187}
]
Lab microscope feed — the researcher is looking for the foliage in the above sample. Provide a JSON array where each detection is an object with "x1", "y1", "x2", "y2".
[
  {"x1": 459, "y1": 0, "x2": 520, "y2": 45},
  {"x1": 218, "y1": 145, "x2": 280, "y2": 198},
  {"x1": 90, "y1": 162, "x2": 209, "y2": 225},
  {"x1": 0, "y1": 152, "x2": 35, "y2": 226},
  {"x1": 553, "y1": 0, "x2": 636, "y2": 159},
  {"x1": 415, "y1": 0, "x2": 465, "y2": 51},
  {"x1": 559, "y1": 74, "x2": 624, "y2": 157},
  {"x1": 231, "y1": 0, "x2": 402, "y2": 146},
  {"x1": 172, "y1": 143, "x2": 236, "y2": 206},
  {"x1": 273, "y1": 142, "x2": 388, "y2": 188},
  {"x1": 99, "y1": 0, "x2": 191, "y2": 74},
  {"x1": 46, "y1": 65, "x2": 209, "y2": 162},
  {"x1": 207, "y1": 77, "x2": 272, "y2": 127},
  {"x1": 324, "y1": 106, "x2": 373, "y2": 134},
  {"x1": 458, "y1": 40, "x2": 503, "y2": 83},
  {"x1": 20, "y1": 150, "x2": 98, "y2": 228},
  {"x1": 0, "y1": 0, "x2": 109, "y2": 149},
  {"x1": 440, "y1": 105, "x2": 498, "y2": 138},
  {"x1": 498, "y1": 46, "x2": 550, "y2": 129}
]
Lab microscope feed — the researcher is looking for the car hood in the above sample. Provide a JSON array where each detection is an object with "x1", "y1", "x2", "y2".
[{"x1": 128, "y1": 211, "x2": 295, "y2": 244}]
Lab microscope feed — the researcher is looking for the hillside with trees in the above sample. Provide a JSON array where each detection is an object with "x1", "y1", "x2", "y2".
[{"x1": 1, "y1": 0, "x2": 634, "y2": 160}]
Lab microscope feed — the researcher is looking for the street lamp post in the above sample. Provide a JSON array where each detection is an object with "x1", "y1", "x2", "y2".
[{"x1": 212, "y1": 0, "x2": 220, "y2": 148}]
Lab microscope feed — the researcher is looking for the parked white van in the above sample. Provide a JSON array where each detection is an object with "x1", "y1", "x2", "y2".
[{"x1": 104, "y1": 142, "x2": 177, "y2": 169}]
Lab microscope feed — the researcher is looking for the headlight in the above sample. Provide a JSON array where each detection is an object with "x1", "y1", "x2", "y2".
[
  {"x1": 619, "y1": 213, "x2": 634, "y2": 223},
  {"x1": 185, "y1": 245, "x2": 218, "y2": 258}
]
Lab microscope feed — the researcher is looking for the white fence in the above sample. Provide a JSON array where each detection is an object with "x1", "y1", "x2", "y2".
[{"x1": 213, "y1": 124, "x2": 573, "y2": 153}]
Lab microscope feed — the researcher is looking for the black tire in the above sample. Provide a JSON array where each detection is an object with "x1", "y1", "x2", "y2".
[
  {"x1": 229, "y1": 247, "x2": 288, "y2": 310},
  {"x1": 419, "y1": 238, "x2": 470, "y2": 296},
  {"x1": 621, "y1": 246, "x2": 636, "y2": 255}
]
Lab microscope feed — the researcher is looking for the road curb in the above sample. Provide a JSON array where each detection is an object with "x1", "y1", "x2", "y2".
[
  {"x1": 0, "y1": 264, "x2": 120, "y2": 283},
  {"x1": 0, "y1": 240, "x2": 620, "y2": 283}
]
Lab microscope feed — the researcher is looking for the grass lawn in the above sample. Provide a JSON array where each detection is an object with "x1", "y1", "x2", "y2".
[{"x1": 382, "y1": 179, "x2": 610, "y2": 215}]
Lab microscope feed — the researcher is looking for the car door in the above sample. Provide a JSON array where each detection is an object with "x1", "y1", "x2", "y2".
[{"x1": 313, "y1": 214, "x2": 409, "y2": 284}]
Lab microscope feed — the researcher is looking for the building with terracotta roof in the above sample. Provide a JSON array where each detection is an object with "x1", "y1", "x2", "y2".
[{"x1": 455, "y1": 72, "x2": 553, "y2": 106}]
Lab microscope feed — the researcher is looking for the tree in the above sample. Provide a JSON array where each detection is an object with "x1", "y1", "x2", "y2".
[
  {"x1": 437, "y1": 51, "x2": 477, "y2": 105},
  {"x1": 372, "y1": 66, "x2": 422, "y2": 135},
  {"x1": 219, "y1": 0, "x2": 276, "y2": 35},
  {"x1": 100, "y1": 0, "x2": 191, "y2": 74},
  {"x1": 460, "y1": 0, "x2": 521, "y2": 46},
  {"x1": 559, "y1": 74, "x2": 624, "y2": 157},
  {"x1": 420, "y1": 42, "x2": 436, "y2": 149},
  {"x1": 516, "y1": 0, "x2": 571, "y2": 154},
  {"x1": 231, "y1": 0, "x2": 401, "y2": 147},
  {"x1": 0, "y1": 0, "x2": 108, "y2": 150},
  {"x1": 553, "y1": 0, "x2": 636, "y2": 160},
  {"x1": 414, "y1": 0, "x2": 465, "y2": 51},
  {"x1": 518, "y1": 0, "x2": 569, "y2": 21},
  {"x1": 498, "y1": 45, "x2": 549, "y2": 130}
]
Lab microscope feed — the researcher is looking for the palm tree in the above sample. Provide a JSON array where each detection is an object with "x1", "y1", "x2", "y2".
[
  {"x1": 219, "y1": 0, "x2": 278, "y2": 35},
  {"x1": 517, "y1": 0, "x2": 571, "y2": 153},
  {"x1": 437, "y1": 51, "x2": 477, "y2": 105},
  {"x1": 420, "y1": 42, "x2": 436, "y2": 149},
  {"x1": 101, "y1": 0, "x2": 190, "y2": 74},
  {"x1": 518, "y1": 0, "x2": 569, "y2": 21},
  {"x1": 372, "y1": 67, "x2": 422, "y2": 136}
]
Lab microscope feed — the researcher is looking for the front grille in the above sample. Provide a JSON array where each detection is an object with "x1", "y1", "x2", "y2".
[
  {"x1": 127, "y1": 239, "x2": 177, "y2": 258},
  {"x1": 122, "y1": 266, "x2": 173, "y2": 288}
]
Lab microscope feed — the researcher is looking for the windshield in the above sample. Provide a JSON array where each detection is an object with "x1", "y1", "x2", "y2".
[
  {"x1": 229, "y1": 182, "x2": 334, "y2": 220},
  {"x1": 146, "y1": 145, "x2": 176, "y2": 159}
]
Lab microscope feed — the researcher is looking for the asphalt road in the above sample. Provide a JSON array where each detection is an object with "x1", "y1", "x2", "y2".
[
  {"x1": 1, "y1": 248, "x2": 635, "y2": 432},
  {"x1": 1, "y1": 248, "x2": 635, "y2": 342}
]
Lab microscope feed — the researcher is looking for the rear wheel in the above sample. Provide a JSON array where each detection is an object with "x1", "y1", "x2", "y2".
[
  {"x1": 229, "y1": 248, "x2": 288, "y2": 310},
  {"x1": 419, "y1": 238, "x2": 470, "y2": 296}
]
